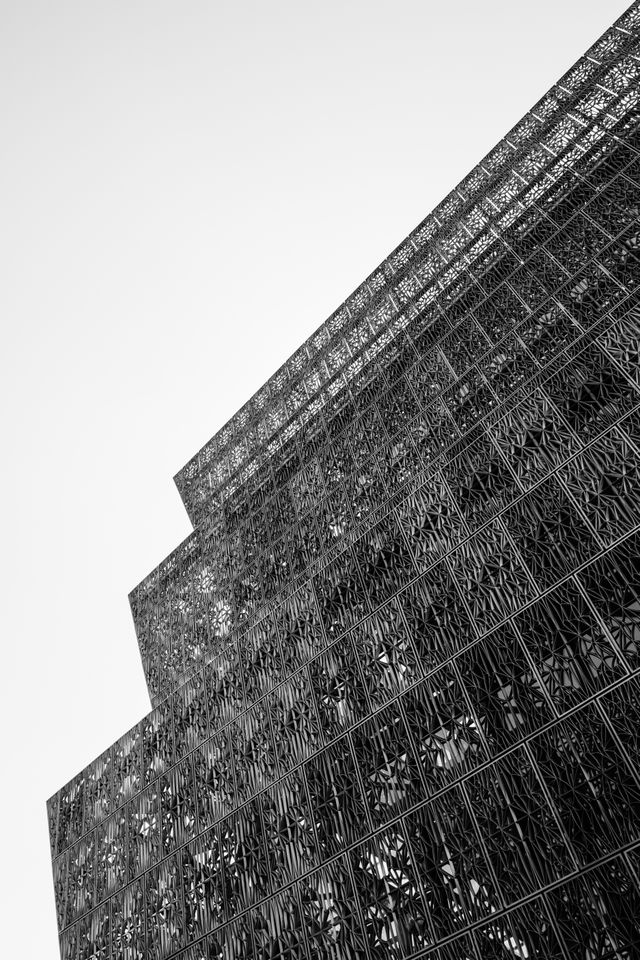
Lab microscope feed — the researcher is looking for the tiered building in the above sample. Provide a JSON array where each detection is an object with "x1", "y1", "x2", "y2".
[{"x1": 49, "y1": 5, "x2": 640, "y2": 958}]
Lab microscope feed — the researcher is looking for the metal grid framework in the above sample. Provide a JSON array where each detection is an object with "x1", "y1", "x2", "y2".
[
  {"x1": 131, "y1": 2, "x2": 640, "y2": 708},
  {"x1": 48, "y1": 4, "x2": 640, "y2": 958}
]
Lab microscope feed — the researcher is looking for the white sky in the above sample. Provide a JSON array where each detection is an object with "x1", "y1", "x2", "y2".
[{"x1": 0, "y1": 0, "x2": 632, "y2": 953}]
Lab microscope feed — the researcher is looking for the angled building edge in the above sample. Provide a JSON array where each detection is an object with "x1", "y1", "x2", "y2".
[{"x1": 49, "y1": 4, "x2": 640, "y2": 958}]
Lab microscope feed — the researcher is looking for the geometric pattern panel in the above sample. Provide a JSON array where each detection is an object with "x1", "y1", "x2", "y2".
[
  {"x1": 132, "y1": 22, "x2": 640, "y2": 704},
  {"x1": 49, "y1": 4, "x2": 640, "y2": 958}
]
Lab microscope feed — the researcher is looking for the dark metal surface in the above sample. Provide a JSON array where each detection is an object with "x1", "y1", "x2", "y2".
[{"x1": 48, "y1": 3, "x2": 640, "y2": 957}]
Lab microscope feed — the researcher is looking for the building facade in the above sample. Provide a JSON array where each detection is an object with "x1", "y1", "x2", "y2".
[{"x1": 48, "y1": 5, "x2": 640, "y2": 958}]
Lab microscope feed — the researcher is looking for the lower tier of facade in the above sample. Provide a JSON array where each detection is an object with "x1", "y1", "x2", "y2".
[{"x1": 51, "y1": 509, "x2": 640, "y2": 958}]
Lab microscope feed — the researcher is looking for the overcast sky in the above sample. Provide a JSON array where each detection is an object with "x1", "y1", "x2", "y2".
[{"x1": 0, "y1": 0, "x2": 632, "y2": 953}]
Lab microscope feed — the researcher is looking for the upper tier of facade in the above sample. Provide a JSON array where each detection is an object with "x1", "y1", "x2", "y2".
[
  {"x1": 130, "y1": 3, "x2": 640, "y2": 708},
  {"x1": 172, "y1": 9, "x2": 639, "y2": 530}
]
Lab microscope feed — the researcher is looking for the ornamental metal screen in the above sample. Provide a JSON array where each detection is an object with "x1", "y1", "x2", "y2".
[{"x1": 48, "y1": 5, "x2": 640, "y2": 958}]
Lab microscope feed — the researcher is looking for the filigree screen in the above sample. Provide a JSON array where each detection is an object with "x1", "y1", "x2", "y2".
[{"x1": 49, "y1": 5, "x2": 640, "y2": 958}]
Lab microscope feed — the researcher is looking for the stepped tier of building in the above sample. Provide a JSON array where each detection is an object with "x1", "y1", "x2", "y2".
[{"x1": 48, "y1": 5, "x2": 640, "y2": 959}]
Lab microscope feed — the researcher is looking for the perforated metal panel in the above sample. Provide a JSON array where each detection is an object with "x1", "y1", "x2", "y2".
[{"x1": 49, "y1": 5, "x2": 640, "y2": 957}]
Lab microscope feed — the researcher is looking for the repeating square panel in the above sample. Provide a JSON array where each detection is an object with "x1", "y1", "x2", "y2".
[{"x1": 49, "y1": 26, "x2": 640, "y2": 960}]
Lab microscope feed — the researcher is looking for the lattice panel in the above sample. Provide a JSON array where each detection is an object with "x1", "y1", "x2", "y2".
[{"x1": 49, "y1": 5, "x2": 640, "y2": 959}]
